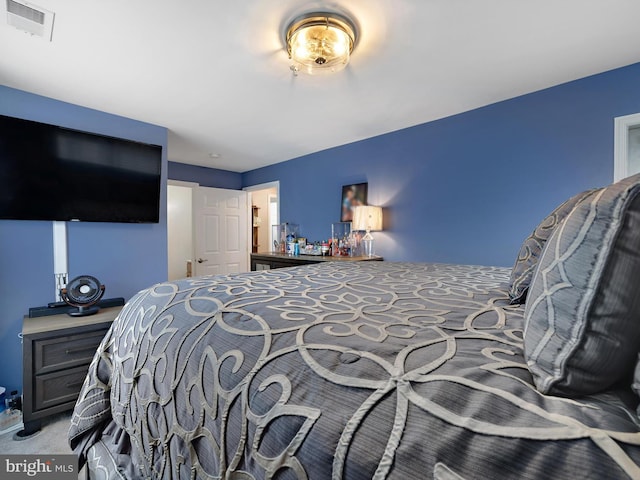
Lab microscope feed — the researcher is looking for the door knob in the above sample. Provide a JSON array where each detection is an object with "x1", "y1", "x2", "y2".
[{"x1": 197, "y1": 258, "x2": 208, "y2": 263}]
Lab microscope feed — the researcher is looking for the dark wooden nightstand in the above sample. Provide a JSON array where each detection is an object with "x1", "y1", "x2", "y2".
[
  {"x1": 250, "y1": 252, "x2": 383, "y2": 271},
  {"x1": 20, "y1": 306, "x2": 121, "y2": 436}
]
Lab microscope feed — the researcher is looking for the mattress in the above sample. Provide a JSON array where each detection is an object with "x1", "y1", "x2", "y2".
[{"x1": 69, "y1": 262, "x2": 640, "y2": 479}]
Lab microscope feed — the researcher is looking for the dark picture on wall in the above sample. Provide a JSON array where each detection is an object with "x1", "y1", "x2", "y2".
[{"x1": 340, "y1": 183, "x2": 368, "y2": 222}]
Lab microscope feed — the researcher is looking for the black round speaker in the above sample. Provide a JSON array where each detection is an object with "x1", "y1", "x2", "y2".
[{"x1": 60, "y1": 275, "x2": 106, "y2": 317}]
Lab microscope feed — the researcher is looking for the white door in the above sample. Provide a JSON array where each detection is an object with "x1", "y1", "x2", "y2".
[{"x1": 194, "y1": 186, "x2": 248, "y2": 276}]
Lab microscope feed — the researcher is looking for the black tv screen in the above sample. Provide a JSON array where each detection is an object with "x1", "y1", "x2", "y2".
[{"x1": 0, "y1": 114, "x2": 162, "y2": 223}]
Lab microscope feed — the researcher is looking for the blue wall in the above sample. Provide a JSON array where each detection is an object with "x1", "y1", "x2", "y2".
[
  {"x1": 3, "y1": 62, "x2": 640, "y2": 393},
  {"x1": 0, "y1": 86, "x2": 168, "y2": 394},
  {"x1": 243, "y1": 62, "x2": 640, "y2": 265},
  {"x1": 168, "y1": 161, "x2": 242, "y2": 189}
]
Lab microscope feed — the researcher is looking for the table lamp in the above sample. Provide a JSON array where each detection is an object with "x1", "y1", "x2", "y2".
[{"x1": 352, "y1": 205, "x2": 383, "y2": 257}]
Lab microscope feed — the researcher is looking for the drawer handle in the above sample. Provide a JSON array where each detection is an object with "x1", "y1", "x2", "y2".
[
  {"x1": 64, "y1": 380, "x2": 85, "y2": 389},
  {"x1": 65, "y1": 346, "x2": 97, "y2": 355}
]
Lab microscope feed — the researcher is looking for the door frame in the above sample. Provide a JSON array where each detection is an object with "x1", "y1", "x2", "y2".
[
  {"x1": 243, "y1": 181, "x2": 280, "y2": 262},
  {"x1": 614, "y1": 112, "x2": 640, "y2": 181}
]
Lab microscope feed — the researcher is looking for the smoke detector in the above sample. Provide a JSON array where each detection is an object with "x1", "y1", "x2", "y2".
[{"x1": 2, "y1": 0, "x2": 55, "y2": 41}]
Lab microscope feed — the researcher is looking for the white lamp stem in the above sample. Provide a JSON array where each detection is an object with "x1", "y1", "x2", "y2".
[{"x1": 362, "y1": 228, "x2": 374, "y2": 257}]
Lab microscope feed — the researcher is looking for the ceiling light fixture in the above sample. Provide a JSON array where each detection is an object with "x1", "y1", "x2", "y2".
[{"x1": 285, "y1": 12, "x2": 357, "y2": 76}]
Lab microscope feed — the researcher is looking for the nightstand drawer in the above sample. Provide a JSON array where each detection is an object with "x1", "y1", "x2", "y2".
[
  {"x1": 34, "y1": 365, "x2": 90, "y2": 411},
  {"x1": 22, "y1": 307, "x2": 121, "y2": 436},
  {"x1": 34, "y1": 330, "x2": 107, "y2": 374}
]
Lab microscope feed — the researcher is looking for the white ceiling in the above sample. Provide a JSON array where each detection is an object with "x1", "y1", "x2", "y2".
[{"x1": 1, "y1": 0, "x2": 639, "y2": 173}]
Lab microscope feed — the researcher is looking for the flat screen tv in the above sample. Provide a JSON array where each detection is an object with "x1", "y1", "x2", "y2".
[{"x1": 0, "y1": 114, "x2": 162, "y2": 223}]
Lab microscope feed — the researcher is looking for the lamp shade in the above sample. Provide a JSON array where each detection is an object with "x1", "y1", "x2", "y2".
[{"x1": 352, "y1": 205, "x2": 383, "y2": 232}]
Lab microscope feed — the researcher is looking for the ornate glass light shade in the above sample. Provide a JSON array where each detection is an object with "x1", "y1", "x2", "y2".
[
  {"x1": 286, "y1": 13, "x2": 356, "y2": 75},
  {"x1": 352, "y1": 205, "x2": 383, "y2": 257}
]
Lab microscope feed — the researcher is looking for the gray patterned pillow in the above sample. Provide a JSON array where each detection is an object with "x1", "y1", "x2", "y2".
[
  {"x1": 524, "y1": 173, "x2": 640, "y2": 396},
  {"x1": 508, "y1": 189, "x2": 598, "y2": 304}
]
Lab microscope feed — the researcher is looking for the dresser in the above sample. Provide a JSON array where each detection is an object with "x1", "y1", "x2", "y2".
[
  {"x1": 20, "y1": 306, "x2": 121, "y2": 436},
  {"x1": 251, "y1": 252, "x2": 383, "y2": 271}
]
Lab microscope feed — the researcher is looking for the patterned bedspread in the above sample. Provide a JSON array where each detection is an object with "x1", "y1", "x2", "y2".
[{"x1": 69, "y1": 262, "x2": 640, "y2": 479}]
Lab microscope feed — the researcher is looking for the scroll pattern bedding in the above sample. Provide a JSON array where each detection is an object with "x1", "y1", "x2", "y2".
[{"x1": 69, "y1": 262, "x2": 640, "y2": 479}]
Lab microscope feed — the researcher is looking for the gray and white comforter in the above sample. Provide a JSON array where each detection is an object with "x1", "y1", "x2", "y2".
[{"x1": 69, "y1": 262, "x2": 640, "y2": 479}]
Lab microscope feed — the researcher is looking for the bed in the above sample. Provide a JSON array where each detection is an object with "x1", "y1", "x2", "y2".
[{"x1": 69, "y1": 174, "x2": 640, "y2": 479}]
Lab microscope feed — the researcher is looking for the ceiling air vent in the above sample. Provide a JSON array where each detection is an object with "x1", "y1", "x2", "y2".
[{"x1": 3, "y1": 0, "x2": 54, "y2": 40}]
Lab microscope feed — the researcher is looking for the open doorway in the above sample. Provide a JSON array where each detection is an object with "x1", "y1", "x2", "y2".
[
  {"x1": 167, "y1": 180, "x2": 196, "y2": 281},
  {"x1": 614, "y1": 112, "x2": 640, "y2": 181},
  {"x1": 167, "y1": 182, "x2": 249, "y2": 279},
  {"x1": 244, "y1": 181, "x2": 279, "y2": 255}
]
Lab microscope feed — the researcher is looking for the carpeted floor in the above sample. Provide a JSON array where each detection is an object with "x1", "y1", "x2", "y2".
[
  {"x1": 0, "y1": 410, "x2": 89, "y2": 478},
  {"x1": 0, "y1": 410, "x2": 74, "y2": 454}
]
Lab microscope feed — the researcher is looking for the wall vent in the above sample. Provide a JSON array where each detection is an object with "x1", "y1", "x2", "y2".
[{"x1": 3, "y1": 0, "x2": 54, "y2": 40}]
